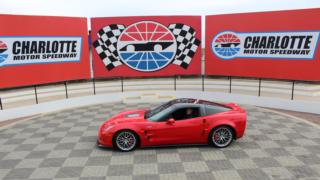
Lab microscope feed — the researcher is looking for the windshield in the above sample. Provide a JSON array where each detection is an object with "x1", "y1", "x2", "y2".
[
  {"x1": 144, "y1": 101, "x2": 172, "y2": 119},
  {"x1": 145, "y1": 98, "x2": 197, "y2": 119}
]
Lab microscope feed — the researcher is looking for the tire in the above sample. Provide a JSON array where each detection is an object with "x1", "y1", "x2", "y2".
[
  {"x1": 209, "y1": 126, "x2": 234, "y2": 148},
  {"x1": 113, "y1": 130, "x2": 138, "y2": 152},
  {"x1": 154, "y1": 44, "x2": 162, "y2": 52}
]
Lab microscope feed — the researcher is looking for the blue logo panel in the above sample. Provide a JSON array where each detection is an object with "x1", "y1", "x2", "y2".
[{"x1": 117, "y1": 21, "x2": 177, "y2": 72}]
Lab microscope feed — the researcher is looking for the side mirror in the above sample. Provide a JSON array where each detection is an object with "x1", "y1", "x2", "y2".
[{"x1": 167, "y1": 118, "x2": 175, "y2": 124}]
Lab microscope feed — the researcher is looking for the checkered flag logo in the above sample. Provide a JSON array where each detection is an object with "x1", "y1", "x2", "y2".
[
  {"x1": 93, "y1": 22, "x2": 200, "y2": 71},
  {"x1": 168, "y1": 23, "x2": 201, "y2": 69},
  {"x1": 93, "y1": 24, "x2": 125, "y2": 70}
]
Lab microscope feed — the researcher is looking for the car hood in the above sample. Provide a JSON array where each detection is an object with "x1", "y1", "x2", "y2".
[{"x1": 104, "y1": 109, "x2": 147, "y2": 125}]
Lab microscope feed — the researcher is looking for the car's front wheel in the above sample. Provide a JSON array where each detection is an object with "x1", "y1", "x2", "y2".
[
  {"x1": 209, "y1": 126, "x2": 234, "y2": 148},
  {"x1": 113, "y1": 130, "x2": 138, "y2": 152}
]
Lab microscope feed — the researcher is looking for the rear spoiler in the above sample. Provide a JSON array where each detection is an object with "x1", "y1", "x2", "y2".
[
  {"x1": 226, "y1": 103, "x2": 237, "y2": 107},
  {"x1": 226, "y1": 103, "x2": 245, "y2": 112}
]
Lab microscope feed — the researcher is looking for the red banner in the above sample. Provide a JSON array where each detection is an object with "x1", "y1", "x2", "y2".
[
  {"x1": 205, "y1": 8, "x2": 320, "y2": 81},
  {"x1": 91, "y1": 16, "x2": 201, "y2": 78},
  {"x1": 0, "y1": 14, "x2": 90, "y2": 89}
]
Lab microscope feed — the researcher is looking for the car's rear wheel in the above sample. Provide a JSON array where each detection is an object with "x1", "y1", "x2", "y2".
[
  {"x1": 114, "y1": 130, "x2": 138, "y2": 152},
  {"x1": 209, "y1": 126, "x2": 234, "y2": 148},
  {"x1": 154, "y1": 44, "x2": 162, "y2": 52}
]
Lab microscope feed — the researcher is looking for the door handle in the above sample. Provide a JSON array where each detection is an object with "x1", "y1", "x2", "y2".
[{"x1": 202, "y1": 119, "x2": 206, "y2": 123}]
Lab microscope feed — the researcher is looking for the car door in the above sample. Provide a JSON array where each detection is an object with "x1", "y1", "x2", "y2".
[{"x1": 146, "y1": 106, "x2": 206, "y2": 146}]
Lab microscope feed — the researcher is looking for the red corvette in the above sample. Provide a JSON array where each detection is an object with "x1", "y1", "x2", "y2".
[{"x1": 97, "y1": 98, "x2": 246, "y2": 151}]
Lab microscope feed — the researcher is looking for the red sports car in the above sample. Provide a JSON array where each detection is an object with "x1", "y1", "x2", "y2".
[{"x1": 97, "y1": 98, "x2": 246, "y2": 151}]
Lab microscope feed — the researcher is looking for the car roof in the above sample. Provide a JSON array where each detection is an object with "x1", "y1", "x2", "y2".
[
  {"x1": 170, "y1": 98, "x2": 225, "y2": 107},
  {"x1": 169, "y1": 98, "x2": 197, "y2": 104}
]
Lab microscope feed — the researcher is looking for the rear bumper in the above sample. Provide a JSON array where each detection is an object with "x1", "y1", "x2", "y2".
[{"x1": 236, "y1": 119, "x2": 246, "y2": 139}]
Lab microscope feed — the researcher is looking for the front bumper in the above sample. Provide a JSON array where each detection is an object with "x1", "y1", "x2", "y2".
[
  {"x1": 97, "y1": 127, "x2": 113, "y2": 147},
  {"x1": 96, "y1": 139, "x2": 112, "y2": 148}
]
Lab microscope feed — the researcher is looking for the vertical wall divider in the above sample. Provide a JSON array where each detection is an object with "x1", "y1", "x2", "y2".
[
  {"x1": 0, "y1": 97, "x2": 3, "y2": 110},
  {"x1": 34, "y1": 85, "x2": 38, "y2": 104},
  {"x1": 229, "y1": 76, "x2": 232, "y2": 93},
  {"x1": 64, "y1": 81, "x2": 68, "y2": 99},
  {"x1": 202, "y1": 75, "x2": 204, "y2": 92},
  {"x1": 121, "y1": 77, "x2": 124, "y2": 92},
  {"x1": 93, "y1": 78, "x2": 96, "y2": 95},
  {"x1": 291, "y1": 80, "x2": 295, "y2": 100},
  {"x1": 174, "y1": 75, "x2": 177, "y2": 91},
  {"x1": 258, "y1": 78, "x2": 262, "y2": 96}
]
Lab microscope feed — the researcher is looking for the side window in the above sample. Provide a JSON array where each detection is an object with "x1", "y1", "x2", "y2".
[
  {"x1": 171, "y1": 107, "x2": 200, "y2": 121},
  {"x1": 158, "y1": 113, "x2": 172, "y2": 122},
  {"x1": 205, "y1": 105, "x2": 230, "y2": 116}
]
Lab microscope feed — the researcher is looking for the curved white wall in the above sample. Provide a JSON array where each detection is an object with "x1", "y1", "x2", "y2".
[{"x1": 1, "y1": 89, "x2": 320, "y2": 122}]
